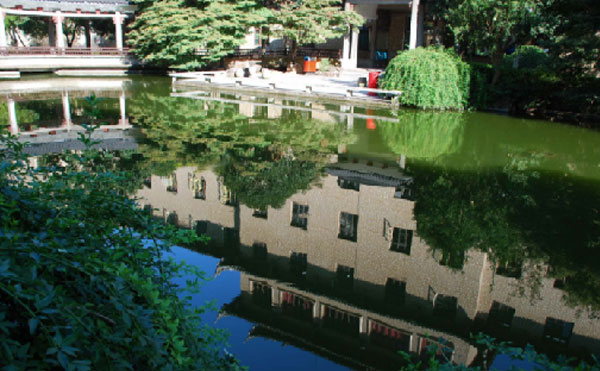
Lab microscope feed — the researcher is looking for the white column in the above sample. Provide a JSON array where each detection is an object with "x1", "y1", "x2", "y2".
[
  {"x1": 409, "y1": 0, "x2": 420, "y2": 50},
  {"x1": 7, "y1": 99, "x2": 18, "y2": 134},
  {"x1": 0, "y1": 10, "x2": 7, "y2": 48},
  {"x1": 62, "y1": 91, "x2": 71, "y2": 129},
  {"x1": 53, "y1": 13, "x2": 65, "y2": 50},
  {"x1": 113, "y1": 12, "x2": 123, "y2": 50},
  {"x1": 88, "y1": 21, "x2": 96, "y2": 49},
  {"x1": 350, "y1": 26, "x2": 359, "y2": 69},
  {"x1": 417, "y1": 1, "x2": 425, "y2": 47},
  {"x1": 119, "y1": 89, "x2": 127, "y2": 127},
  {"x1": 359, "y1": 316, "x2": 368, "y2": 334}
]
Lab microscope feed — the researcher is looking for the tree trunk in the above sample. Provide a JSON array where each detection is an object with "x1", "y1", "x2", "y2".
[
  {"x1": 490, "y1": 46, "x2": 505, "y2": 85},
  {"x1": 288, "y1": 39, "x2": 298, "y2": 72},
  {"x1": 84, "y1": 22, "x2": 91, "y2": 48}
]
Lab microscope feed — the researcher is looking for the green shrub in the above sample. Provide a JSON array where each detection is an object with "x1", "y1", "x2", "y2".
[
  {"x1": 0, "y1": 123, "x2": 241, "y2": 368},
  {"x1": 380, "y1": 47, "x2": 470, "y2": 110}
]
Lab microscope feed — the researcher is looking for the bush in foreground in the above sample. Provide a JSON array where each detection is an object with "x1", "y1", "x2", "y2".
[
  {"x1": 380, "y1": 47, "x2": 470, "y2": 110},
  {"x1": 0, "y1": 129, "x2": 240, "y2": 370}
]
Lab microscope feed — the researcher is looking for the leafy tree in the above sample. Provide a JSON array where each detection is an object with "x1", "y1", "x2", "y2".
[
  {"x1": 438, "y1": 0, "x2": 555, "y2": 84},
  {"x1": 4, "y1": 16, "x2": 47, "y2": 46},
  {"x1": 0, "y1": 99, "x2": 242, "y2": 369},
  {"x1": 380, "y1": 48, "x2": 470, "y2": 110},
  {"x1": 263, "y1": 0, "x2": 362, "y2": 69},
  {"x1": 128, "y1": 0, "x2": 270, "y2": 70}
]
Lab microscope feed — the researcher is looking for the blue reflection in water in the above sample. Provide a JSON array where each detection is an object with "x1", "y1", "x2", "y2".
[{"x1": 170, "y1": 246, "x2": 349, "y2": 370}]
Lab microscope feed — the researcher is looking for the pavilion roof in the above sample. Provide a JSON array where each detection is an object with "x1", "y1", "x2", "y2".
[{"x1": 1, "y1": 0, "x2": 136, "y2": 14}]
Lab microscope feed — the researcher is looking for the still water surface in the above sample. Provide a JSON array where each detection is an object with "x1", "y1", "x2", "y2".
[{"x1": 5, "y1": 76, "x2": 600, "y2": 370}]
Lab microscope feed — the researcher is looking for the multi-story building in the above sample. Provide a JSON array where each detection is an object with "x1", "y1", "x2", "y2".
[{"x1": 137, "y1": 160, "x2": 600, "y2": 368}]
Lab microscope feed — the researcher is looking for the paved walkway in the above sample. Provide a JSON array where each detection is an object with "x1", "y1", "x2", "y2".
[{"x1": 171, "y1": 68, "x2": 400, "y2": 107}]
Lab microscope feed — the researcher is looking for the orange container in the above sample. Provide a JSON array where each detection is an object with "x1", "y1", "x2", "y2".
[{"x1": 303, "y1": 60, "x2": 317, "y2": 73}]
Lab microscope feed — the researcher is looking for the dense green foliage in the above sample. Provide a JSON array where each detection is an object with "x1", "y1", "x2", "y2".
[
  {"x1": 378, "y1": 110, "x2": 465, "y2": 159},
  {"x1": 380, "y1": 48, "x2": 470, "y2": 110},
  {"x1": 263, "y1": 0, "x2": 362, "y2": 67},
  {"x1": 128, "y1": 0, "x2": 269, "y2": 69},
  {"x1": 0, "y1": 102, "x2": 240, "y2": 368},
  {"x1": 435, "y1": 0, "x2": 555, "y2": 84},
  {"x1": 129, "y1": 88, "x2": 353, "y2": 208}
]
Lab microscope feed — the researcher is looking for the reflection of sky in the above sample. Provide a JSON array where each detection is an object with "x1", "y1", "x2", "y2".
[{"x1": 170, "y1": 246, "x2": 349, "y2": 371}]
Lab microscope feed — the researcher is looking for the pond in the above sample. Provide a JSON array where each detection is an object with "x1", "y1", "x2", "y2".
[{"x1": 5, "y1": 75, "x2": 600, "y2": 370}]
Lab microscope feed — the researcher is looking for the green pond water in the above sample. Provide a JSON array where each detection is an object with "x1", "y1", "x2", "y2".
[{"x1": 7, "y1": 76, "x2": 600, "y2": 370}]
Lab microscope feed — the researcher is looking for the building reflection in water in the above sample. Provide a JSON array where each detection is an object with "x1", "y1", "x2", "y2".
[{"x1": 137, "y1": 159, "x2": 600, "y2": 369}]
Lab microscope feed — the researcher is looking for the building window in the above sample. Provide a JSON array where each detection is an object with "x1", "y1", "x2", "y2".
[
  {"x1": 336, "y1": 265, "x2": 354, "y2": 290},
  {"x1": 432, "y1": 294, "x2": 458, "y2": 319},
  {"x1": 252, "y1": 242, "x2": 267, "y2": 260},
  {"x1": 338, "y1": 212, "x2": 358, "y2": 242},
  {"x1": 543, "y1": 317, "x2": 574, "y2": 345},
  {"x1": 290, "y1": 252, "x2": 308, "y2": 276},
  {"x1": 390, "y1": 227, "x2": 412, "y2": 255},
  {"x1": 488, "y1": 301, "x2": 515, "y2": 329},
  {"x1": 385, "y1": 278, "x2": 406, "y2": 308},
  {"x1": 252, "y1": 208, "x2": 268, "y2": 219},
  {"x1": 337, "y1": 177, "x2": 360, "y2": 191},
  {"x1": 291, "y1": 202, "x2": 309, "y2": 230},
  {"x1": 496, "y1": 260, "x2": 522, "y2": 279},
  {"x1": 188, "y1": 172, "x2": 206, "y2": 200}
]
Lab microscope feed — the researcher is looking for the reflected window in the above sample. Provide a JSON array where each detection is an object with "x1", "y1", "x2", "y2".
[
  {"x1": 252, "y1": 242, "x2": 267, "y2": 260},
  {"x1": 370, "y1": 321, "x2": 411, "y2": 352},
  {"x1": 432, "y1": 249, "x2": 465, "y2": 270},
  {"x1": 385, "y1": 278, "x2": 406, "y2": 308},
  {"x1": 543, "y1": 317, "x2": 574, "y2": 345},
  {"x1": 496, "y1": 260, "x2": 522, "y2": 279},
  {"x1": 224, "y1": 227, "x2": 239, "y2": 249},
  {"x1": 188, "y1": 172, "x2": 206, "y2": 200},
  {"x1": 433, "y1": 294, "x2": 458, "y2": 319},
  {"x1": 194, "y1": 220, "x2": 208, "y2": 236},
  {"x1": 488, "y1": 301, "x2": 515, "y2": 329},
  {"x1": 290, "y1": 252, "x2": 308, "y2": 276},
  {"x1": 394, "y1": 179, "x2": 413, "y2": 200},
  {"x1": 418, "y1": 336, "x2": 454, "y2": 362},
  {"x1": 337, "y1": 177, "x2": 360, "y2": 191},
  {"x1": 143, "y1": 177, "x2": 151, "y2": 189},
  {"x1": 252, "y1": 208, "x2": 268, "y2": 219},
  {"x1": 553, "y1": 276, "x2": 571, "y2": 289},
  {"x1": 217, "y1": 176, "x2": 236, "y2": 206},
  {"x1": 162, "y1": 173, "x2": 177, "y2": 193},
  {"x1": 390, "y1": 228, "x2": 412, "y2": 255},
  {"x1": 323, "y1": 306, "x2": 360, "y2": 336},
  {"x1": 166, "y1": 211, "x2": 178, "y2": 226},
  {"x1": 251, "y1": 281, "x2": 272, "y2": 309},
  {"x1": 143, "y1": 204, "x2": 153, "y2": 215},
  {"x1": 336, "y1": 264, "x2": 354, "y2": 290},
  {"x1": 338, "y1": 212, "x2": 358, "y2": 242},
  {"x1": 291, "y1": 202, "x2": 309, "y2": 230},
  {"x1": 281, "y1": 291, "x2": 313, "y2": 322}
]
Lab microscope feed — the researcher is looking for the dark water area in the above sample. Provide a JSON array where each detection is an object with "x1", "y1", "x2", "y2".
[{"x1": 4, "y1": 75, "x2": 600, "y2": 370}]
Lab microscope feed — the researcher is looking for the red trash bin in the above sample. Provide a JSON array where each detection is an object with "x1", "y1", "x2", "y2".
[{"x1": 368, "y1": 71, "x2": 380, "y2": 96}]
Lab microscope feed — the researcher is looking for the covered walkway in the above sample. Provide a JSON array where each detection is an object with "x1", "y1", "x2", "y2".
[{"x1": 0, "y1": 0, "x2": 135, "y2": 70}]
